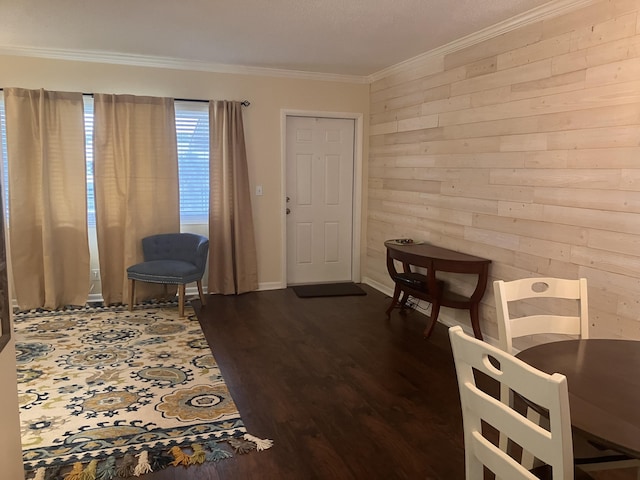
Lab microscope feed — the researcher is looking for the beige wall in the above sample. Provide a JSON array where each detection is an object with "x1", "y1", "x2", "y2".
[
  {"x1": 365, "y1": 0, "x2": 640, "y2": 341},
  {"x1": 0, "y1": 55, "x2": 370, "y2": 291}
]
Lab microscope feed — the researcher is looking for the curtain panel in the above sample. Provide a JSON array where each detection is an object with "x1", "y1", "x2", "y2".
[
  {"x1": 208, "y1": 100, "x2": 258, "y2": 295},
  {"x1": 93, "y1": 94, "x2": 180, "y2": 305},
  {"x1": 4, "y1": 88, "x2": 90, "y2": 310}
]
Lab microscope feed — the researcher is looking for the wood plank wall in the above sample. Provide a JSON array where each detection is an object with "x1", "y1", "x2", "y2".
[{"x1": 366, "y1": 0, "x2": 640, "y2": 341}]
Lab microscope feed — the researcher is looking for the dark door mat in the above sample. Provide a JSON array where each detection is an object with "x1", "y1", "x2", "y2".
[{"x1": 292, "y1": 282, "x2": 367, "y2": 298}]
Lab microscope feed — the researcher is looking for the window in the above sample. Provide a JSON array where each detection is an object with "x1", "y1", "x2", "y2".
[
  {"x1": 84, "y1": 95, "x2": 96, "y2": 225},
  {"x1": 0, "y1": 95, "x2": 210, "y2": 226},
  {"x1": 175, "y1": 101, "x2": 210, "y2": 223},
  {"x1": 0, "y1": 96, "x2": 6, "y2": 217}
]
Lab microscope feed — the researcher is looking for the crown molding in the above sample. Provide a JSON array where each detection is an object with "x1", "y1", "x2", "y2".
[
  {"x1": 367, "y1": 0, "x2": 598, "y2": 83},
  {"x1": 0, "y1": 0, "x2": 597, "y2": 86},
  {"x1": 0, "y1": 45, "x2": 369, "y2": 84}
]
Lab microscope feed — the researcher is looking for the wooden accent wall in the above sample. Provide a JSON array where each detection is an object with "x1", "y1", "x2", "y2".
[{"x1": 366, "y1": 0, "x2": 640, "y2": 340}]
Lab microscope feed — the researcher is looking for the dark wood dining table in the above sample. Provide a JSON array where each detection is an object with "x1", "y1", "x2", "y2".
[{"x1": 516, "y1": 339, "x2": 640, "y2": 459}]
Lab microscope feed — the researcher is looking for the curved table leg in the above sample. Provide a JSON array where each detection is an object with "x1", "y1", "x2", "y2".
[
  {"x1": 423, "y1": 301, "x2": 441, "y2": 338},
  {"x1": 386, "y1": 284, "x2": 401, "y2": 318},
  {"x1": 399, "y1": 292, "x2": 410, "y2": 311},
  {"x1": 470, "y1": 303, "x2": 483, "y2": 340}
]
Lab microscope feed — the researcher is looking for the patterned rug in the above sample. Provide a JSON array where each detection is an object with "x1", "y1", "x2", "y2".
[{"x1": 15, "y1": 302, "x2": 270, "y2": 479}]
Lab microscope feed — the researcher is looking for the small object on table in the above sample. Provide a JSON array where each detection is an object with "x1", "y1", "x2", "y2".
[{"x1": 386, "y1": 238, "x2": 424, "y2": 246}]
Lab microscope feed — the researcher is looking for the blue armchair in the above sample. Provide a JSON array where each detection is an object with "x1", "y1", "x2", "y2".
[{"x1": 127, "y1": 233, "x2": 209, "y2": 317}]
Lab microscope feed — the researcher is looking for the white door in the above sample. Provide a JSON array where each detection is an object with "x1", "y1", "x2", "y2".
[{"x1": 286, "y1": 116, "x2": 355, "y2": 285}]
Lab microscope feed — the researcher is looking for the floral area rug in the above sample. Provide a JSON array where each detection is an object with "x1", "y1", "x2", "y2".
[{"x1": 15, "y1": 302, "x2": 271, "y2": 479}]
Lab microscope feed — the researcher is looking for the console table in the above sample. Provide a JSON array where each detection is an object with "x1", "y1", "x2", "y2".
[{"x1": 384, "y1": 240, "x2": 491, "y2": 339}]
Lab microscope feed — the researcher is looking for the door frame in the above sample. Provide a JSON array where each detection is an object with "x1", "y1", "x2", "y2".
[{"x1": 280, "y1": 109, "x2": 363, "y2": 287}]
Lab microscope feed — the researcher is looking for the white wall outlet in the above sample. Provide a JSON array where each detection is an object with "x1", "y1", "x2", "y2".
[
  {"x1": 91, "y1": 269, "x2": 100, "y2": 280},
  {"x1": 256, "y1": 185, "x2": 263, "y2": 196}
]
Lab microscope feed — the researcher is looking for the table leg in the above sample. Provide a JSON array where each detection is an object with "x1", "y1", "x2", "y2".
[
  {"x1": 386, "y1": 284, "x2": 401, "y2": 318},
  {"x1": 399, "y1": 292, "x2": 410, "y2": 311},
  {"x1": 423, "y1": 300, "x2": 441, "y2": 338},
  {"x1": 470, "y1": 304, "x2": 483, "y2": 340}
]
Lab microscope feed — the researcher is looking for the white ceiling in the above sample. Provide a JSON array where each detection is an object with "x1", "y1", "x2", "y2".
[{"x1": 1, "y1": 0, "x2": 558, "y2": 78}]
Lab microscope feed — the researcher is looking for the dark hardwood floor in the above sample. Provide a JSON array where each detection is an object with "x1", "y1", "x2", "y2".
[{"x1": 141, "y1": 284, "x2": 636, "y2": 480}]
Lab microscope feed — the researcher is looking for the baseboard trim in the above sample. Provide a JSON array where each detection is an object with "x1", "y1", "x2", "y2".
[
  {"x1": 257, "y1": 281, "x2": 285, "y2": 291},
  {"x1": 361, "y1": 276, "x2": 497, "y2": 345}
]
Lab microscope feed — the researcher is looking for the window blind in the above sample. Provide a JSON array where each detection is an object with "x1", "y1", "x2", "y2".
[
  {"x1": 84, "y1": 95, "x2": 95, "y2": 225},
  {"x1": 175, "y1": 101, "x2": 209, "y2": 223},
  {"x1": 0, "y1": 95, "x2": 7, "y2": 218},
  {"x1": 0, "y1": 96, "x2": 210, "y2": 225}
]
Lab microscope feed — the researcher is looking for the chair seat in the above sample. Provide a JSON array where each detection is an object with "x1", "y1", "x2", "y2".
[{"x1": 127, "y1": 260, "x2": 202, "y2": 284}]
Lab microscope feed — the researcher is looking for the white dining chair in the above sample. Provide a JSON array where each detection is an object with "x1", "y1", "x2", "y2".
[
  {"x1": 494, "y1": 277, "x2": 640, "y2": 477},
  {"x1": 494, "y1": 277, "x2": 588, "y2": 355},
  {"x1": 448, "y1": 325, "x2": 591, "y2": 480}
]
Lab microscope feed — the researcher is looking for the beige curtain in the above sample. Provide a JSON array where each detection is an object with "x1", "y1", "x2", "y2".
[
  {"x1": 4, "y1": 88, "x2": 90, "y2": 309},
  {"x1": 209, "y1": 100, "x2": 258, "y2": 294},
  {"x1": 93, "y1": 94, "x2": 179, "y2": 305}
]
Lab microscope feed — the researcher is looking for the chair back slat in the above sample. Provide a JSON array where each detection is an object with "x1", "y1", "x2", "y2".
[{"x1": 494, "y1": 277, "x2": 589, "y2": 354}]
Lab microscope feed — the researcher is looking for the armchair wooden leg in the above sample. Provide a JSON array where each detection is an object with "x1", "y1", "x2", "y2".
[
  {"x1": 128, "y1": 279, "x2": 135, "y2": 311},
  {"x1": 178, "y1": 284, "x2": 186, "y2": 318},
  {"x1": 196, "y1": 280, "x2": 206, "y2": 306}
]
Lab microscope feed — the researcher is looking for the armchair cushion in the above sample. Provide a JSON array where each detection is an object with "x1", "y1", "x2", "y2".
[{"x1": 127, "y1": 260, "x2": 202, "y2": 285}]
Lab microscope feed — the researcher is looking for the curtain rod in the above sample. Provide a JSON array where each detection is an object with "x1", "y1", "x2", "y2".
[
  {"x1": 175, "y1": 98, "x2": 250, "y2": 107},
  {"x1": 0, "y1": 89, "x2": 250, "y2": 106}
]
